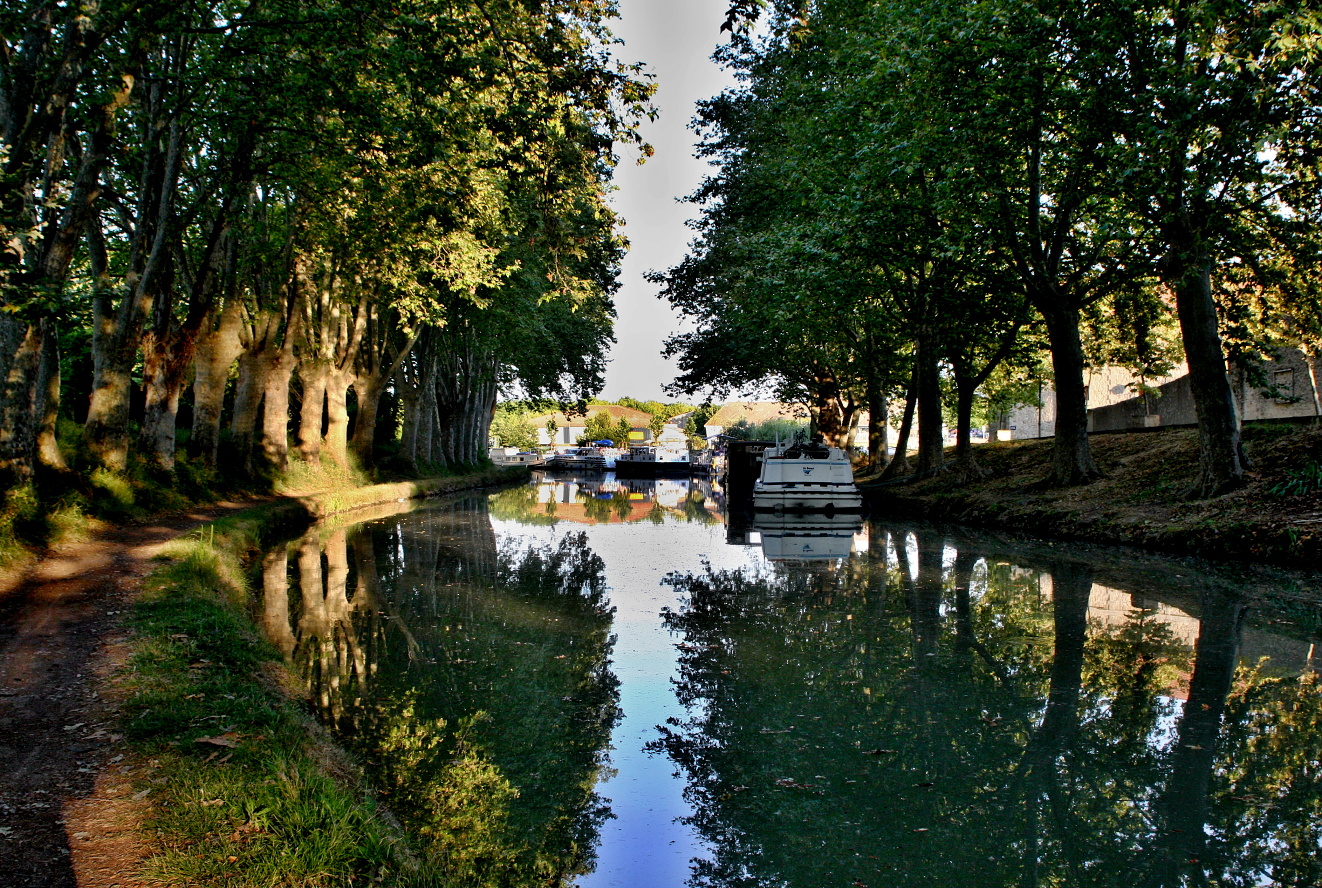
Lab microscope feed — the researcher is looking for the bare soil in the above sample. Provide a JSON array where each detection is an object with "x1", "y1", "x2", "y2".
[{"x1": 0, "y1": 501, "x2": 256, "y2": 888}]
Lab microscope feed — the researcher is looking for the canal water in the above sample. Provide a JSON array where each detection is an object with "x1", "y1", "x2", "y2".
[{"x1": 259, "y1": 472, "x2": 1322, "y2": 887}]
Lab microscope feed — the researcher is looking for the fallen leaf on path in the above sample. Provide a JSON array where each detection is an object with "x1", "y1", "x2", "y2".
[{"x1": 194, "y1": 733, "x2": 241, "y2": 749}]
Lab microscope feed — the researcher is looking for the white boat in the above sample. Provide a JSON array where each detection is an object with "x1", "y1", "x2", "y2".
[
  {"x1": 614, "y1": 427, "x2": 692, "y2": 477},
  {"x1": 489, "y1": 447, "x2": 545, "y2": 467},
  {"x1": 751, "y1": 439, "x2": 862, "y2": 514},
  {"x1": 544, "y1": 447, "x2": 610, "y2": 471}
]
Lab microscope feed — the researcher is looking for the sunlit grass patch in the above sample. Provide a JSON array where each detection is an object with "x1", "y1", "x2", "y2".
[{"x1": 276, "y1": 453, "x2": 374, "y2": 495}]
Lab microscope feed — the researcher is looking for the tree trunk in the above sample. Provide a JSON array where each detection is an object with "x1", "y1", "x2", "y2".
[
  {"x1": 914, "y1": 342, "x2": 945, "y2": 474},
  {"x1": 1042, "y1": 306, "x2": 1101, "y2": 486},
  {"x1": 229, "y1": 348, "x2": 267, "y2": 469},
  {"x1": 297, "y1": 361, "x2": 329, "y2": 463},
  {"x1": 84, "y1": 290, "x2": 140, "y2": 474},
  {"x1": 396, "y1": 364, "x2": 421, "y2": 474},
  {"x1": 414, "y1": 353, "x2": 438, "y2": 471},
  {"x1": 35, "y1": 320, "x2": 66, "y2": 471},
  {"x1": 1305, "y1": 346, "x2": 1321, "y2": 421},
  {"x1": 351, "y1": 374, "x2": 387, "y2": 464},
  {"x1": 0, "y1": 318, "x2": 45, "y2": 485},
  {"x1": 189, "y1": 301, "x2": 245, "y2": 466},
  {"x1": 866, "y1": 374, "x2": 888, "y2": 471},
  {"x1": 260, "y1": 349, "x2": 295, "y2": 474},
  {"x1": 1167, "y1": 258, "x2": 1245, "y2": 496},
  {"x1": 323, "y1": 368, "x2": 353, "y2": 467},
  {"x1": 137, "y1": 333, "x2": 186, "y2": 471},
  {"x1": 951, "y1": 375, "x2": 984, "y2": 478},
  {"x1": 351, "y1": 324, "x2": 415, "y2": 466},
  {"x1": 881, "y1": 363, "x2": 918, "y2": 480}
]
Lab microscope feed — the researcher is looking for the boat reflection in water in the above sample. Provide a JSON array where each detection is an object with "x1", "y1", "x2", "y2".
[{"x1": 748, "y1": 512, "x2": 866, "y2": 562}]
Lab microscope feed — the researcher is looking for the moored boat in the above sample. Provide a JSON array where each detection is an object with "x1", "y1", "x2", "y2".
[
  {"x1": 543, "y1": 447, "x2": 610, "y2": 471},
  {"x1": 751, "y1": 438, "x2": 862, "y2": 514}
]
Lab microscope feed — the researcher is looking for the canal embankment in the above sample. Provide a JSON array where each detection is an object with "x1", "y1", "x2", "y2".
[
  {"x1": 862, "y1": 422, "x2": 1322, "y2": 576},
  {"x1": 117, "y1": 466, "x2": 532, "y2": 887},
  {"x1": 1, "y1": 466, "x2": 528, "y2": 888}
]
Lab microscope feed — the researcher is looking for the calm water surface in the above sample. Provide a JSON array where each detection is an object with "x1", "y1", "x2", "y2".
[{"x1": 260, "y1": 472, "x2": 1322, "y2": 887}]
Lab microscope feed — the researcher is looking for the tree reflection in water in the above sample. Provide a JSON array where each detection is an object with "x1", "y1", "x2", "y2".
[
  {"x1": 261, "y1": 502, "x2": 620, "y2": 886},
  {"x1": 654, "y1": 525, "x2": 1322, "y2": 888}
]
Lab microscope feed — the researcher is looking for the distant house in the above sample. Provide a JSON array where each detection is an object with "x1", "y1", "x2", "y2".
[{"x1": 528, "y1": 404, "x2": 654, "y2": 447}]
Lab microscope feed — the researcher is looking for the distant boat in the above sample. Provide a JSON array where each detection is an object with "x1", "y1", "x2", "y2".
[
  {"x1": 544, "y1": 447, "x2": 611, "y2": 471},
  {"x1": 614, "y1": 443, "x2": 691, "y2": 477},
  {"x1": 615, "y1": 426, "x2": 693, "y2": 477},
  {"x1": 751, "y1": 439, "x2": 862, "y2": 514},
  {"x1": 489, "y1": 447, "x2": 545, "y2": 467}
]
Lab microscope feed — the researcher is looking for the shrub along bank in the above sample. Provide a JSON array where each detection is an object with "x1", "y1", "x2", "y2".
[
  {"x1": 118, "y1": 468, "x2": 527, "y2": 886},
  {"x1": 862, "y1": 423, "x2": 1322, "y2": 572}
]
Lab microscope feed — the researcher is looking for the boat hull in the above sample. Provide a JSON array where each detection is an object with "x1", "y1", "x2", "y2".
[
  {"x1": 614, "y1": 459, "x2": 693, "y2": 478},
  {"x1": 751, "y1": 485, "x2": 864, "y2": 513}
]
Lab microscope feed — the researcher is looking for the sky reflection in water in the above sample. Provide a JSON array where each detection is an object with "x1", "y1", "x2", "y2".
[{"x1": 259, "y1": 473, "x2": 1322, "y2": 888}]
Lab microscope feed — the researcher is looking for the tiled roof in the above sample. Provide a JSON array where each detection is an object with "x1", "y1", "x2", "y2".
[{"x1": 527, "y1": 404, "x2": 653, "y2": 428}]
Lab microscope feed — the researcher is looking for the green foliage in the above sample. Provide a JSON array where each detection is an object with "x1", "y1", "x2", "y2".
[
  {"x1": 577, "y1": 410, "x2": 629, "y2": 446},
  {"x1": 491, "y1": 409, "x2": 539, "y2": 451},
  {"x1": 721, "y1": 417, "x2": 809, "y2": 442},
  {"x1": 1270, "y1": 459, "x2": 1322, "y2": 497}
]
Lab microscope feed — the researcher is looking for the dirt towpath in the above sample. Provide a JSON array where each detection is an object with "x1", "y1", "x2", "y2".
[{"x1": 0, "y1": 501, "x2": 257, "y2": 888}]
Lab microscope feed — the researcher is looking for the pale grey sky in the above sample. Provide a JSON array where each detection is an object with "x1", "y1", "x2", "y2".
[{"x1": 600, "y1": 0, "x2": 736, "y2": 403}]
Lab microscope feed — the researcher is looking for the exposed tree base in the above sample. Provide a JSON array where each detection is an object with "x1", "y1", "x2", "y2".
[
  {"x1": 879, "y1": 453, "x2": 913, "y2": 481},
  {"x1": 1183, "y1": 474, "x2": 1246, "y2": 501}
]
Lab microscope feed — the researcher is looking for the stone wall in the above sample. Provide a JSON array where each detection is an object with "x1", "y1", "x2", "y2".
[{"x1": 996, "y1": 348, "x2": 1319, "y2": 439}]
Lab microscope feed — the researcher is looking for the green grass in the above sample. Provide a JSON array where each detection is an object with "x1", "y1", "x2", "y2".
[
  {"x1": 123, "y1": 538, "x2": 416, "y2": 887},
  {"x1": 119, "y1": 469, "x2": 534, "y2": 887}
]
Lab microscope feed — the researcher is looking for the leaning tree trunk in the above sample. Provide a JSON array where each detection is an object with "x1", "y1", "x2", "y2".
[
  {"x1": 1168, "y1": 254, "x2": 1245, "y2": 496},
  {"x1": 881, "y1": 363, "x2": 918, "y2": 480},
  {"x1": 1041, "y1": 304, "x2": 1101, "y2": 486},
  {"x1": 189, "y1": 301, "x2": 245, "y2": 467},
  {"x1": 85, "y1": 93, "x2": 184, "y2": 473}
]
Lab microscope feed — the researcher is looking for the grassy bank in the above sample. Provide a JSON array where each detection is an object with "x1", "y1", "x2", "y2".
[
  {"x1": 862, "y1": 422, "x2": 1322, "y2": 572},
  {"x1": 118, "y1": 467, "x2": 528, "y2": 886}
]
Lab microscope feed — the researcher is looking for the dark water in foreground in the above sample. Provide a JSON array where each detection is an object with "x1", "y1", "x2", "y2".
[{"x1": 259, "y1": 473, "x2": 1322, "y2": 887}]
